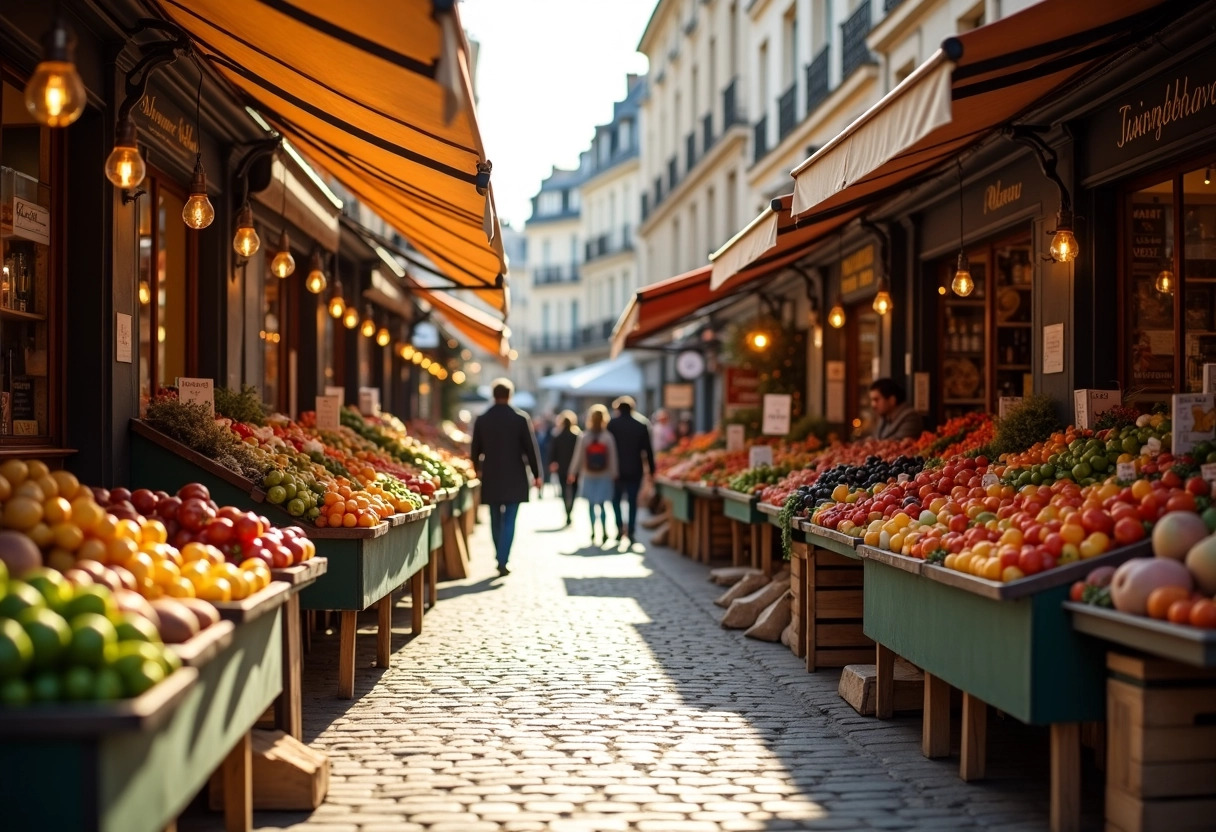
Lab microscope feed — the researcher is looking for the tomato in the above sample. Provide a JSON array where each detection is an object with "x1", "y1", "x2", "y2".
[
  {"x1": 177, "y1": 483, "x2": 211, "y2": 502},
  {"x1": 202, "y1": 518, "x2": 235, "y2": 546},
  {"x1": 1109, "y1": 502, "x2": 1139, "y2": 524},
  {"x1": 1069, "y1": 581, "x2": 1085, "y2": 602},
  {"x1": 1042, "y1": 532, "x2": 1065, "y2": 558},
  {"x1": 156, "y1": 496, "x2": 182, "y2": 523},
  {"x1": 177, "y1": 498, "x2": 214, "y2": 532},
  {"x1": 1138, "y1": 496, "x2": 1161, "y2": 523},
  {"x1": 1160, "y1": 470, "x2": 1183, "y2": 490},
  {"x1": 1080, "y1": 508, "x2": 1114, "y2": 536},
  {"x1": 1113, "y1": 517, "x2": 1146, "y2": 546},
  {"x1": 1185, "y1": 477, "x2": 1211, "y2": 497},
  {"x1": 1147, "y1": 586, "x2": 1192, "y2": 620},
  {"x1": 1189, "y1": 599, "x2": 1216, "y2": 629},
  {"x1": 1017, "y1": 549, "x2": 1044, "y2": 575},
  {"x1": 948, "y1": 514, "x2": 968, "y2": 533},
  {"x1": 1165, "y1": 492, "x2": 1198, "y2": 515},
  {"x1": 234, "y1": 514, "x2": 262, "y2": 544},
  {"x1": 1168, "y1": 599, "x2": 1197, "y2": 625},
  {"x1": 130, "y1": 488, "x2": 158, "y2": 515}
]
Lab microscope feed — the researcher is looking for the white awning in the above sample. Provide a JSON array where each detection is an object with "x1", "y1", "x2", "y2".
[
  {"x1": 538, "y1": 356, "x2": 643, "y2": 398},
  {"x1": 709, "y1": 206, "x2": 779, "y2": 291},
  {"x1": 791, "y1": 53, "x2": 953, "y2": 217}
]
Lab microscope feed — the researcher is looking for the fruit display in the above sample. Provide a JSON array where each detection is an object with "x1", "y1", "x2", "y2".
[
  {"x1": 998, "y1": 416, "x2": 1171, "y2": 488},
  {"x1": 1071, "y1": 509, "x2": 1216, "y2": 630}
]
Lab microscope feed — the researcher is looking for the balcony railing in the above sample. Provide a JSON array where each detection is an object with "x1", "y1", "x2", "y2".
[
  {"x1": 752, "y1": 114, "x2": 768, "y2": 164},
  {"x1": 531, "y1": 334, "x2": 579, "y2": 353},
  {"x1": 653, "y1": 176, "x2": 663, "y2": 207},
  {"x1": 641, "y1": 193, "x2": 650, "y2": 222},
  {"x1": 532, "y1": 264, "x2": 580, "y2": 286},
  {"x1": 884, "y1": 0, "x2": 905, "y2": 11},
  {"x1": 583, "y1": 229, "x2": 635, "y2": 263},
  {"x1": 702, "y1": 113, "x2": 714, "y2": 153},
  {"x1": 806, "y1": 45, "x2": 831, "y2": 114},
  {"x1": 686, "y1": 131, "x2": 697, "y2": 173},
  {"x1": 668, "y1": 156, "x2": 678, "y2": 190},
  {"x1": 842, "y1": 0, "x2": 875, "y2": 80},
  {"x1": 576, "y1": 320, "x2": 619, "y2": 347},
  {"x1": 777, "y1": 83, "x2": 797, "y2": 141},
  {"x1": 723, "y1": 77, "x2": 743, "y2": 127}
]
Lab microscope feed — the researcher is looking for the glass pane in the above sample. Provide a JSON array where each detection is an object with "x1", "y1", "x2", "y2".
[
  {"x1": 941, "y1": 249, "x2": 988, "y2": 420},
  {"x1": 262, "y1": 273, "x2": 280, "y2": 408},
  {"x1": 139, "y1": 195, "x2": 154, "y2": 410},
  {"x1": 994, "y1": 238, "x2": 1033, "y2": 401},
  {"x1": 158, "y1": 189, "x2": 187, "y2": 390},
  {"x1": 1183, "y1": 167, "x2": 1216, "y2": 392},
  {"x1": 1, "y1": 79, "x2": 52, "y2": 439},
  {"x1": 855, "y1": 311, "x2": 879, "y2": 434},
  {"x1": 1127, "y1": 178, "x2": 1175, "y2": 395}
]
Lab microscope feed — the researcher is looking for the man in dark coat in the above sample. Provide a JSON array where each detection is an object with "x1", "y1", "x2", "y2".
[
  {"x1": 470, "y1": 379, "x2": 543, "y2": 576},
  {"x1": 607, "y1": 396, "x2": 656, "y2": 543}
]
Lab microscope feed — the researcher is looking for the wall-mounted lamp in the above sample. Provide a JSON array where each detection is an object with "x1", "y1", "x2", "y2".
[
  {"x1": 1006, "y1": 126, "x2": 1078, "y2": 264},
  {"x1": 24, "y1": 15, "x2": 86, "y2": 127},
  {"x1": 304, "y1": 251, "x2": 327, "y2": 294},
  {"x1": 105, "y1": 119, "x2": 146, "y2": 189}
]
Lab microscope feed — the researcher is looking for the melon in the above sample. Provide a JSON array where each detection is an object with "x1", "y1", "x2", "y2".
[
  {"x1": 1110, "y1": 558, "x2": 1193, "y2": 615},
  {"x1": 1152, "y1": 512, "x2": 1209, "y2": 561}
]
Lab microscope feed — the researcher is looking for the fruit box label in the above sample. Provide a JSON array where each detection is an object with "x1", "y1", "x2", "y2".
[
  {"x1": 176, "y1": 377, "x2": 214, "y2": 416},
  {"x1": 1172, "y1": 392, "x2": 1216, "y2": 454},
  {"x1": 1073, "y1": 389, "x2": 1119, "y2": 429}
]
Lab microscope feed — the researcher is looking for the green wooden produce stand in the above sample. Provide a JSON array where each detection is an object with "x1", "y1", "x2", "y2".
[
  {"x1": 269, "y1": 558, "x2": 329, "y2": 739},
  {"x1": 656, "y1": 477, "x2": 694, "y2": 556},
  {"x1": 859, "y1": 540, "x2": 1150, "y2": 832},
  {"x1": 720, "y1": 488, "x2": 765, "y2": 568},
  {"x1": 0, "y1": 598, "x2": 285, "y2": 832}
]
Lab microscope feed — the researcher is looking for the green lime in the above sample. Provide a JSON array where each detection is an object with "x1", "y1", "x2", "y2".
[
  {"x1": 1039, "y1": 464, "x2": 1056, "y2": 479},
  {"x1": 23, "y1": 568, "x2": 72, "y2": 613},
  {"x1": 93, "y1": 667, "x2": 124, "y2": 701},
  {"x1": 1030, "y1": 472, "x2": 1043, "y2": 486},
  {"x1": 0, "y1": 581, "x2": 45, "y2": 619},
  {"x1": 0, "y1": 618, "x2": 33, "y2": 680},
  {"x1": 266, "y1": 485, "x2": 287, "y2": 505},
  {"x1": 61, "y1": 666, "x2": 95, "y2": 701},
  {"x1": 29, "y1": 670, "x2": 62, "y2": 703},
  {"x1": 63, "y1": 584, "x2": 116, "y2": 621},
  {"x1": 1072, "y1": 462, "x2": 1092, "y2": 480},
  {"x1": 121, "y1": 659, "x2": 164, "y2": 697},
  {"x1": 287, "y1": 498, "x2": 305, "y2": 517},
  {"x1": 1123, "y1": 436, "x2": 1140, "y2": 454},
  {"x1": 16, "y1": 607, "x2": 70, "y2": 670},
  {"x1": 283, "y1": 482, "x2": 298, "y2": 500},
  {"x1": 107, "y1": 640, "x2": 165, "y2": 677},
  {"x1": 263, "y1": 470, "x2": 283, "y2": 488},
  {"x1": 68, "y1": 613, "x2": 117, "y2": 668},
  {"x1": 0, "y1": 677, "x2": 30, "y2": 706},
  {"x1": 114, "y1": 613, "x2": 161, "y2": 645}
]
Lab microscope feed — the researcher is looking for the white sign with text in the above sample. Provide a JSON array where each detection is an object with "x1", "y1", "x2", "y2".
[
  {"x1": 761, "y1": 394, "x2": 792, "y2": 436},
  {"x1": 726, "y1": 424, "x2": 745, "y2": 452},
  {"x1": 176, "y1": 377, "x2": 214, "y2": 415}
]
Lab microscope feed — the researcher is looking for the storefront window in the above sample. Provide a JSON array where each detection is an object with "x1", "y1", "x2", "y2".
[
  {"x1": 138, "y1": 172, "x2": 191, "y2": 409},
  {"x1": 0, "y1": 79, "x2": 55, "y2": 442},
  {"x1": 1183, "y1": 167, "x2": 1216, "y2": 392},
  {"x1": 1126, "y1": 178, "x2": 1176, "y2": 396},
  {"x1": 262, "y1": 272, "x2": 282, "y2": 408},
  {"x1": 850, "y1": 309, "x2": 880, "y2": 433}
]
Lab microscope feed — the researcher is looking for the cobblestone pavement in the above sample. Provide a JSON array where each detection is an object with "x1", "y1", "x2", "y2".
[{"x1": 188, "y1": 495, "x2": 1100, "y2": 831}]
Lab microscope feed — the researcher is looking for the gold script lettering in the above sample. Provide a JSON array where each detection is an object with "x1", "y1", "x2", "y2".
[
  {"x1": 1117, "y1": 74, "x2": 1216, "y2": 149},
  {"x1": 137, "y1": 95, "x2": 200, "y2": 155},
  {"x1": 983, "y1": 180, "x2": 1022, "y2": 215}
]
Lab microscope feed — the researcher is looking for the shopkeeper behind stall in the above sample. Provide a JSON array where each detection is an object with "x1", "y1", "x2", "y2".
[{"x1": 868, "y1": 378, "x2": 924, "y2": 441}]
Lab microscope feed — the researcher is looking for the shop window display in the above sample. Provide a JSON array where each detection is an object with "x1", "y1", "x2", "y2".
[{"x1": 137, "y1": 173, "x2": 191, "y2": 410}]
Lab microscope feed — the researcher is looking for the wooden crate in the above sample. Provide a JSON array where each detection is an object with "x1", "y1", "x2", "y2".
[
  {"x1": 839, "y1": 659, "x2": 924, "y2": 716},
  {"x1": 789, "y1": 543, "x2": 807, "y2": 658},
  {"x1": 803, "y1": 546, "x2": 872, "y2": 671},
  {"x1": 1105, "y1": 652, "x2": 1216, "y2": 832}
]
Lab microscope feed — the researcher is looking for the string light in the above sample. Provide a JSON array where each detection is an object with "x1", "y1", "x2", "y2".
[
  {"x1": 104, "y1": 119, "x2": 145, "y2": 188},
  {"x1": 376, "y1": 326, "x2": 391, "y2": 347},
  {"x1": 304, "y1": 251, "x2": 327, "y2": 294},
  {"x1": 181, "y1": 70, "x2": 214, "y2": 229},
  {"x1": 951, "y1": 161, "x2": 973, "y2": 297},
  {"x1": 24, "y1": 16, "x2": 86, "y2": 127},
  {"x1": 827, "y1": 297, "x2": 845, "y2": 329},
  {"x1": 872, "y1": 279, "x2": 893, "y2": 316},
  {"x1": 342, "y1": 305, "x2": 360, "y2": 329},
  {"x1": 360, "y1": 306, "x2": 376, "y2": 338},
  {"x1": 232, "y1": 203, "x2": 260, "y2": 258}
]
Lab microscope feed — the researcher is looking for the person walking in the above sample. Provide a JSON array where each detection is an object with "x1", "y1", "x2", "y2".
[
  {"x1": 608, "y1": 395, "x2": 656, "y2": 544},
  {"x1": 568, "y1": 404, "x2": 618, "y2": 546},
  {"x1": 548, "y1": 410, "x2": 581, "y2": 527},
  {"x1": 469, "y1": 379, "x2": 543, "y2": 576}
]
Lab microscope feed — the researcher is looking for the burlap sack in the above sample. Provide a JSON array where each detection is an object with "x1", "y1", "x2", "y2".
[
  {"x1": 714, "y1": 572, "x2": 769, "y2": 607},
  {"x1": 780, "y1": 619, "x2": 795, "y2": 647},
  {"x1": 745, "y1": 590, "x2": 793, "y2": 641},
  {"x1": 721, "y1": 578, "x2": 790, "y2": 629},
  {"x1": 709, "y1": 566, "x2": 762, "y2": 586}
]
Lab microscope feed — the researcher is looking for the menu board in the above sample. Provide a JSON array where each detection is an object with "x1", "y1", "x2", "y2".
[{"x1": 1128, "y1": 202, "x2": 1174, "y2": 390}]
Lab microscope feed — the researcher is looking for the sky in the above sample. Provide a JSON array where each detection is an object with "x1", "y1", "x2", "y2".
[{"x1": 461, "y1": 0, "x2": 656, "y2": 229}]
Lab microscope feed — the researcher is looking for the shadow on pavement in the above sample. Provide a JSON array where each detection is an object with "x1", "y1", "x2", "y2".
[{"x1": 437, "y1": 576, "x2": 502, "y2": 600}]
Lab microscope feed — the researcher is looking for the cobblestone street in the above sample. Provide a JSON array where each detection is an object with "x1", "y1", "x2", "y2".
[{"x1": 195, "y1": 495, "x2": 1094, "y2": 832}]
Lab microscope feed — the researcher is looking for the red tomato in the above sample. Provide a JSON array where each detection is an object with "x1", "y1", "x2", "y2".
[
  {"x1": 1186, "y1": 477, "x2": 1211, "y2": 497},
  {"x1": 1081, "y1": 508, "x2": 1114, "y2": 536},
  {"x1": 1042, "y1": 532, "x2": 1065, "y2": 558},
  {"x1": 1165, "y1": 492, "x2": 1198, "y2": 514},
  {"x1": 177, "y1": 483, "x2": 211, "y2": 502},
  {"x1": 203, "y1": 518, "x2": 235, "y2": 546},
  {"x1": 1160, "y1": 470, "x2": 1183, "y2": 490},
  {"x1": 1138, "y1": 496, "x2": 1160, "y2": 523},
  {"x1": 1110, "y1": 503, "x2": 1139, "y2": 524},
  {"x1": 1017, "y1": 549, "x2": 1043, "y2": 575},
  {"x1": 1112, "y1": 517, "x2": 1146, "y2": 546},
  {"x1": 1069, "y1": 581, "x2": 1085, "y2": 602}
]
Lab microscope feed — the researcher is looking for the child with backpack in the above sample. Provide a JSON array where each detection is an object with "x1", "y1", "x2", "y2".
[{"x1": 568, "y1": 404, "x2": 619, "y2": 545}]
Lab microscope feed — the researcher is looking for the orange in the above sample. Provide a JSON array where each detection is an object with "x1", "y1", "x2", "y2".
[
  {"x1": 1146, "y1": 586, "x2": 1191, "y2": 620},
  {"x1": 164, "y1": 576, "x2": 196, "y2": 598},
  {"x1": 106, "y1": 536, "x2": 138, "y2": 565},
  {"x1": 1189, "y1": 599, "x2": 1216, "y2": 630},
  {"x1": 35, "y1": 475, "x2": 59, "y2": 499},
  {"x1": 3, "y1": 496, "x2": 43, "y2": 531},
  {"x1": 141, "y1": 519, "x2": 167, "y2": 545},
  {"x1": 343, "y1": 513, "x2": 357, "y2": 528},
  {"x1": 43, "y1": 497, "x2": 71, "y2": 525},
  {"x1": 26, "y1": 460, "x2": 49, "y2": 480},
  {"x1": 50, "y1": 471, "x2": 80, "y2": 501},
  {"x1": 51, "y1": 522, "x2": 85, "y2": 552}
]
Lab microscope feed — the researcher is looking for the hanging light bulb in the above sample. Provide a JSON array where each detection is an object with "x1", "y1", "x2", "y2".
[
  {"x1": 871, "y1": 277, "x2": 893, "y2": 315},
  {"x1": 412, "y1": 352, "x2": 424, "y2": 364},
  {"x1": 1048, "y1": 210, "x2": 1078, "y2": 263},
  {"x1": 1206, "y1": 167, "x2": 1212, "y2": 186},
  {"x1": 360, "y1": 306, "x2": 376, "y2": 338},
  {"x1": 327, "y1": 281, "x2": 346, "y2": 319},
  {"x1": 1155, "y1": 265, "x2": 1175, "y2": 294},
  {"x1": 304, "y1": 251, "x2": 327, "y2": 294},
  {"x1": 747, "y1": 330, "x2": 769, "y2": 351},
  {"x1": 342, "y1": 305, "x2": 360, "y2": 329},
  {"x1": 104, "y1": 119, "x2": 146, "y2": 189},
  {"x1": 232, "y1": 203, "x2": 260, "y2": 258},
  {"x1": 376, "y1": 326, "x2": 391, "y2": 347},
  {"x1": 951, "y1": 251, "x2": 974, "y2": 297},
  {"x1": 270, "y1": 230, "x2": 295, "y2": 278},
  {"x1": 452, "y1": 370, "x2": 466, "y2": 385},
  {"x1": 24, "y1": 17, "x2": 86, "y2": 127},
  {"x1": 138, "y1": 280, "x2": 152, "y2": 305},
  {"x1": 182, "y1": 156, "x2": 215, "y2": 229},
  {"x1": 827, "y1": 297, "x2": 846, "y2": 329}
]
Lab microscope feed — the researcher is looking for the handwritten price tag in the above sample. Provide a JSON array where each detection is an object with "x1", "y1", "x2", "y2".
[
  {"x1": 1202, "y1": 463, "x2": 1216, "y2": 484},
  {"x1": 981, "y1": 473, "x2": 999, "y2": 487},
  {"x1": 1116, "y1": 461, "x2": 1138, "y2": 481}
]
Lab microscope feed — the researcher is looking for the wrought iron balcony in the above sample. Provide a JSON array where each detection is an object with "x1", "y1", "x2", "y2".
[
  {"x1": 806, "y1": 45, "x2": 831, "y2": 114},
  {"x1": 532, "y1": 265, "x2": 580, "y2": 286},
  {"x1": 686, "y1": 131, "x2": 697, "y2": 173},
  {"x1": 752, "y1": 114, "x2": 768, "y2": 164},
  {"x1": 842, "y1": 0, "x2": 876, "y2": 80},
  {"x1": 530, "y1": 334, "x2": 579, "y2": 352},
  {"x1": 884, "y1": 0, "x2": 905, "y2": 11},
  {"x1": 702, "y1": 113, "x2": 714, "y2": 153},
  {"x1": 653, "y1": 176, "x2": 663, "y2": 207},
  {"x1": 668, "y1": 156, "x2": 678, "y2": 190},
  {"x1": 583, "y1": 229, "x2": 636, "y2": 263},
  {"x1": 723, "y1": 77, "x2": 743, "y2": 126},
  {"x1": 777, "y1": 83, "x2": 798, "y2": 141}
]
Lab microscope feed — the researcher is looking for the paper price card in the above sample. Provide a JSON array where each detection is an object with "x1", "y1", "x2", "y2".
[
  {"x1": 726, "y1": 424, "x2": 745, "y2": 452},
  {"x1": 315, "y1": 395, "x2": 341, "y2": 431},
  {"x1": 1172, "y1": 392, "x2": 1215, "y2": 454},
  {"x1": 1074, "y1": 389, "x2": 1119, "y2": 429},
  {"x1": 324, "y1": 385, "x2": 345, "y2": 403},
  {"x1": 1116, "y1": 461, "x2": 1138, "y2": 481},
  {"x1": 761, "y1": 394, "x2": 792, "y2": 436},
  {"x1": 358, "y1": 387, "x2": 380, "y2": 416},
  {"x1": 748, "y1": 445, "x2": 773, "y2": 469},
  {"x1": 176, "y1": 377, "x2": 214, "y2": 415},
  {"x1": 1202, "y1": 463, "x2": 1216, "y2": 484}
]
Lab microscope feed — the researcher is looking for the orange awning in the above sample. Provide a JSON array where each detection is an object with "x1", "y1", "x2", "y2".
[
  {"x1": 155, "y1": 0, "x2": 509, "y2": 315},
  {"x1": 411, "y1": 281, "x2": 510, "y2": 360},
  {"x1": 611, "y1": 266, "x2": 713, "y2": 358},
  {"x1": 789, "y1": 0, "x2": 1177, "y2": 221}
]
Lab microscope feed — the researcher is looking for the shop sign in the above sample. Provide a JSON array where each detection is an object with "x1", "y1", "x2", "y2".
[
  {"x1": 1083, "y1": 52, "x2": 1216, "y2": 179},
  {"x1": 982, "y1": 180, "x2": 1022, "y2": 216},
  {"x1": 839, "y1": 244, "x2": 876, "y2": 302},
  {"x1": 724, "y1": 367, "x2": 760, "y2": 416},
  {"x1": 10, "y1": 198, "x2": 49, "y2": 245},
  {"x1": 663, "y1": 382, "x2": 694, "y2": 409},
  {"x1": 1128, "y1": 203, "x2": 1173, "y2": 389},
  {"x1": 133, "y1": 90, "x2": 200, "y2": 162}
]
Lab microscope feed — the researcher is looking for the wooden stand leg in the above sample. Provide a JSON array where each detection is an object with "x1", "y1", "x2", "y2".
[
  {"x1": 1050, "y1": 722, "x2": 1081, "y2": 832},
  {"x1": 221, "y1": 731, "x2": 252, "y2": 832},
  {"x1": 276, "y1": 593, "x2": 303, "y2": 740},
  {"x1": 731, "y1": 521, "x2": 743, "y2": 566},
  {"x1": 411, "y1": 571, "x2": 424, "y2": 634},
  {"x1": 923, "y1": 673, "x2": 951, "y2": 758},
  {"x1": 750, "y1": 524, "x2": 761, "y2": 569},
  {"x1": 760, "y1": 526, "x2": 773, "y2": 576},
  {"x1": 338, "y1": 610, "x2": 357, "y2": 699},
  {"x1": 805, "y1": 547, "x2": 818, "y2": 672},
  {"x1": 875, "y1": 642, "x2": 895, "y2": 720},
  {"x1": 960, "y1": 692, "x2": 988, "y2": 781},
  {"x1": 304, "y1": 610, "x2": 313, "y2": 654},
  {"x1": 376, "y1": 595, "x2": 393, "y2": 668},
  {"x1": 427, "y1": 556, "x2": 438, "y2": 609},
  {"x1": 700, "y1": 504, "x2": 711, "y2": 562}
]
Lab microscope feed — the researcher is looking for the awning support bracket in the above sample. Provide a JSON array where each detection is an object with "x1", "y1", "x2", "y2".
[{"x1": 1005, "y1": 125, "x2": 1078, "y2": 260}]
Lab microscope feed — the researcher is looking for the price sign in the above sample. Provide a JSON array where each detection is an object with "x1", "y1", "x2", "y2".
[
  {"x1": 176, "y1": 377, "x2": 214, "y2": 415},
  {"x1": 761, "y1": 394, "x2": 792, "y2": 436},
  {"x1": 1117, "y1": 461, "x2": 1138, "y2": 481},
  {"x1": 998, "y1": 397, "x2": 1023, "y2": 419},
  {"x1": 748, "y1": 445, "x2": 773, "y2": 469},
  {"x1": 897, "y1": 473, "x2": 910, "y2": 484},
  {"x1": 1172, "y1": 392, "x2": 1216, "y2": 454},
  {"x1": 315, "y1": 395, "x2": 341, "y2": 431},
  {"x1": 1073, "y1": 389, "x2": 1119, "y2": 429},
  {"x1": 726, "y1": 424, "x2": 745, "y2": 452},
  {"x1": 1146, "y1": 436, "x2": 1162, "y2": 456},
  {"x1": 981, "y1": 473, "x2": 999, "y2": 487},
  {"x1": 1202, "y1": 463, "x2": 1216, "y2": 484},
  {"x1": 324, "y1": 385, "x2": 345, "y2": 403},
  {"x1": 358, "y1": 386, "x2": 381, "y2": 416}
]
